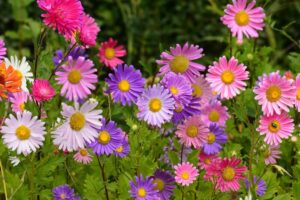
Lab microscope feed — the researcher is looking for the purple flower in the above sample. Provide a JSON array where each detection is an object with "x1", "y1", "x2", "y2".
[
  {"x1": 172, "y1": 97, "x2": 201, "y2": 124},
  {"x1": 151, "y1": 170, "x2": 175, "y2": 200},
  {"x1": 53, "y1": 184, "x2": 76, "y2": 200},
  {"x1": 245, "y1": 176, "x2": 267, "y2": 196},
  {"x1": 106, "y1": 64, "x2": 145, "y2": 106},
  {"x1": 115, "y1": 139, "x2": 130, "y2": 158},
  {"x1": 0, "y1": 39, "x2": 6, "y2": 60},
  {"x1": 129, "y1": 175, "x2": 159, "y2": 200},
  {"x1": 203, "y1": 123, "x2": 227, "y2": 155},
  {"x1": 53, "y1": 46, "x2": 86, "y2": 66}
]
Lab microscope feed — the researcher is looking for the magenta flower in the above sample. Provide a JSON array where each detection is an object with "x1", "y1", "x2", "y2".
[
  {"x1": 192, "y1": 75, "x2": 214, "y2": 108},
  {"x1": 201, "y1": 100, "x2": 230, "y2": 126},
  {"x1": 32, "y1": 79, "x2": 56, "y2": 102},
  {"x1": 73, "y1": 148, "x2": 93, "y2": 164},
  {"x1": 9, "y1": 92, "x2": 30, "y2": 113},
  {"x1": 174, "y1": 162, "x2": 199, "y2": 186},
  {"x1": 294, "y1": 74, "x2": 300, "y2": 111},
  {"x1": 0, "y1": 39, "x2": 6, "y2": 60},
  {"x1": 198, "y1": 151, "x2": 219, "y2": 170}
]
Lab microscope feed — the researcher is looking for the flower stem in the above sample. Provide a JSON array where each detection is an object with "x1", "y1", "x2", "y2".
[
  {"x1": 34, "y1": 28, "x2": 48, "y2": 80},
  {"x1": 0, "y1": 160, "x2": 8, "y2": 200},
  {"x1": 96, "y1": 156, "x2": 110, "y2": 200},
  {"x1": 180, "y1": 144, "x2": 184, "y2": 163}
]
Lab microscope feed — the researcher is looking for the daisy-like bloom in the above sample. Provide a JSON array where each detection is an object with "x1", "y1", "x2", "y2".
[
  {"x1": 53, "y1": 184, "x2": 76, "y2": 200},
  {"x1": 221, "y1": 0, "x2": 265, "y2": 44},
  {"x1": 73, "y1": 148, "x2": 93, "y2": 164},
  {"x1": 206, "y1": 56, "x2": 249, "y2": 99},
  {"x1": 192, "y1": 75, "x2": 213, "y2": 108},
  {"x1": 129, "y1": 175, "x2": 159, "y2": 200},
  {"x1": 203, "y1": 123, "x2": 227, "y2": 155},
  {"x1": 77, "y1": 14, "x2": 100, "y2": 47},
  {"x1": 151, "y1": 170, "x2": 175, "y2": 200},
  {"x1": 201, "y1": 101, "x2": 229, "y2": 126},
  {"x1": 98, "y1": 38, "x2": 127, "y2": 69},
  {"x1": 0, "y1": 62, "x2": 22, "y2": 98},
  {"x1": 176, "y1": 115, "x2": 209, "y2": 149},
  {"x1": 174, "y1": 162, "x2": 199, "y2": 186},
  {"x1": 137, "y1": 85, "x2": 175, "y2": 127},
  {"x1": 55, "y1": 56, "x2": 97, "y2": 101},
  {"x1": 9, "y1": 156, "x2": 21, "y2": 167},
  {"x1": 53, "y1": 46, "x2": 86, "y2": 66},
  {"x1": 9, "y1": 92, "x2": 30, "y2": 113},
  {"x1": 294, "y1": 74, "x2": 300, "y2": 111},
  {"x1": 157, "y1": 43, "x2": 205, "y2": 83},
  {"x1": 53, "y1": 101, "x2": 103, "y2": 152},
  {"x1": 4, "y1": 56, "x2": 33, "y2": 92},
  {"x1": 245, "y1": 176, "x2": 267, "y2": 196},
  {"x1": 264, "y1": 145, "x2": 281, "y2": 165},
  {"x1": 32, "y1": 79, "x2": 56, "y2": 102},
  {"x1": 161, "y1": 72, "x2": 192, "y2": 106},
  {"x1": 37, "y1": 0, "x2": 84, "y2": 37},
  {"x1": 115, "y1": 140, "x2": 130, "y2": 158},
  {"x1": 172, "y1": 97, "x2": 201, "y2": 124},
  {"x1": 89, "y1": 119, "x2": 123, "y2": 155},
  {"x1": 0, "y1": 39, "x2": 6, "y2": 60},
  {"x1": 1, "y1": 111, "x2": 45, "y2": 155},
  {"x1": 106, "y1": 64, "x2": 145, "y2": 106},
  {"x1": 257, "y1": 112, "x2": 294, "y2": 145},
  {"x1": 198, "y1": 151, "x2": 219, "y2": 170},
  {"x1": 254, "y1": 71, "x2": 296, "y2": 116}
]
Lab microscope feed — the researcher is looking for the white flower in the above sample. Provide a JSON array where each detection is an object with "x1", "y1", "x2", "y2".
[{"x1": 9, "y1": 156, "x2": 21, "y2": 166}]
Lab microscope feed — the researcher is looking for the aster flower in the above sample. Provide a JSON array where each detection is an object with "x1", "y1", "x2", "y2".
[
  {"x1": 98, "y1": 38, "x2": 126, "y2": 69},
  {"x1": 0, "y1": 39, "x2": 6, "y2": 60},
  {"x1": 53, "y1": 47, "x2": 86, "y2": 66},
  {"x1": 1, "y1": 111, "x2": 45, "y2": 155},
  {"x1": 264, "y1": 145, "x2": 281, "y2": 165},
  {"x1": 198, "y1": 151, "x2": 219, "y2": 170},
  {"x1": 53, "y1": 101, "x2": 103, "y2": 152},
  {"x1": 174, "y1": 162, "x2": 199, "y2": 186},
  {"x1": 254, "y1": 71, "x2": 296, "y2": 116},
  {"x1": 129, "y1": 175, "x2": 159, "y2": 200},
  {"x1": 9, "y1": 92, "x2": 30, "y2": 113},
  {"x1": 221, "y1": 0, "x2": 265, "y2": 44},
  {"x1": 257, "y1": 112, "x2": 294, "y2": 145},
  {"x1": 201, "y1": 101, "x2": 229, "y2": 126},
  {"x1": 106, "y1": 64, "x2": 145, "y2": 106},
  {"x1": 37, "y1": 0, "x2": 84, "y2": 37},
  {"x1": 32, "y1": 79, "x2": 56, "y2": 102},
  {"x1": 192, "y1": 75, "x2": 213, "y2": 108},
  {"x1": 157, "y1": 43, "x2": 205, "y2": 83},
  {"x1": 77, "y1": 14, "x2": 100, "y2": 47},
  {"x1": 176, "y1": 115, "x2": 209, "y2": 149},
  {"x1": 137, "y1": 84, "x2": 175, "y2": 127},
  {"x1": 151, "y1": 170, "x2": 175, "y2": 200},
  {"x1": 55, "y1": 56, "x2": 98, "y2": 101},
  {"x1": 206, "y1": 56, "x2": 249, "y2": 99},
  {"x1": 245, "y1": 176, "x2": 267, "y2": 196},
  {"x1": 9, "y1": 156, "x2": 21, "y2": 167},
  {"x1": 115, "y1": 140, "x2": 130, "y2": 158},
  {"x1": 203, "y1": 123, "x2": 227, "y2": 155},
  {"x1": 53, "y1": 184, "x2": 76, "y2": 200},
  {"x1": 172, "y1": 97, "x2": 201, "y2": 124},
  {"x1": 294, "y1": 74, "x2": 300, "y2": 112},
  {"x1": 89, "y1": 119, "x2": 123, "y2": 155},
  {"x1": 4, "y1": 56, "x2": 33, "y2": 92},
  {"x1": 0, "y1": 62, "x2": 22, "y2": 98},
  {"x1": 73, "y1": 148, "x2": 93, "y2": 164}
]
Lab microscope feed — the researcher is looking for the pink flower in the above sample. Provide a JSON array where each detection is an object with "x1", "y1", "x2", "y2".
[
  {"x1": 257, "y1": 112, "x2": 294, "y2": 145},
  {"x1": 174, "y1": 162, "x2": 198, "y2": 186},
  {"x1": 198, "y1": 151, "x2": 219, "y2": 170},
  {"x1": 264, "y1": 145, "x2": 281, "y2": 165},
  {"x1": 0, "y1": 39, "x2": 6, "y2": 60},
  {"x1": 32, "y1": 79, "x2": 56, "y2": 102},
  {"x1": 201, "y1": 101, "x2": 229, "y2": 126},
  {"x1": 37, "y1": 0, "x2": 84, "y2": 37},
  {"x1": 254, "y1": 71, "x2": 296, "y2": 116},
  {"x1": 221, "y1": 0, "x2": 265, "y2": 44},
  {"x1": 157, "y1": 43, "x2": 205, "y2": 83},
  {"x1": 73, "y1": 148, "x2": 93, "y2": 164},
  {"x1": 206, "y1": 56, "x2": 249, "y2": 99},
  {"x1": 98, "y1": 38, "x2": 126, "y2": 69},
  {"x1": 294, "y1": 74, "x2": 300, "y2": 111},
  {"x1": 192, "y1": 75, "x2": 214, "y2": 108},
  {"x1": 176, "y1": 115, "x2": 209, "y2": 149},
  {"x1": 9, "y1": 92, "x2": 30, "y2": 113}
]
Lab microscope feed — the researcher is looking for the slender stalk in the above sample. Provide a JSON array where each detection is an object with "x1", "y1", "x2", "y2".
[
  {"x1": 180, "y1": 144, "x2": 184, "y2": 163},
  {"x1": 181, "y1": 187, "x2": 185, "y2": 200},
  {"x1": 0, "y1": 102, "x2": 9, "y2": 130},
  {"x1": 34, "y1": 28, "x2": 48, "y2": 79},
  {"x1": 229, "y1": 33, "x2": 233, "y2": 57},
  {"x1": 0, "y1": 160, "x2": 8, "y2": 200},
  {"x1": 96, "y1": 156, "x2": 109, "y2": 200},
  {"x1": 28, "y1": 154, "x2": 36, "y2": 200},
  {"x1": 107, "y1": 95, "x2": 112, "y2": 120}
]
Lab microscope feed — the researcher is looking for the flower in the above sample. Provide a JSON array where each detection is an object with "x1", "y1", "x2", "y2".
[
  {"x1": 32, "y1": 79, "x2": 56, "y2": 102},
  {"x1": 176, "y1": 115, "x2": 209, "y2": 149},
  {"x1": 206, "y1": 56, "x2": 249, "y2": 99},
  {"x1": 191, "y1": 75, "x2": 213, "y2": 108},
  {"x1": 4, "y1": 56, "x2": 33, "y2": 92},
  {"x1": 53, "y1": 47, "x2": 86, "y2": 66},
  {"x1": 73, "y1": 148, "x2": 93, "y2": 164},
  {"x1": 264, "y1": 145, "x2": 281, "y2": 165},
  {"x1": 198, "y1": 151, "x2": 219, "y2": 170},
  {"x1": 151, "y1": 170, "x2": 175, "y2": 200},
  {"x1": 9, "y1": 92, "x2": 30, "y2": 113},
  {"x1": 53, "y1": 184, "x2": 76, "y2": 200},
  {"x1": 203, "y1": 123, "x2": 227, "y2": 155},
  {"x1": 254, "y1": 71, "x2": 296, "y2": 116},
  {"x1": 89, "y1": 119, "x2": 123, "y2": 155},
  {"x1": 98, "y1": 38, "x2": 126, "y2": 69},
  {"x1": 257, "y1": 112, "x2": 294, "y2": 145},
  {"x1": 161, "y1": 72, "x2": 192, "y2": 107},
  {"x1": 9, "y1": 156, "x2": 21, "y2": 166},
  {"x1": 0, "y1": 39, "x2": 7, "y2": 60},
  {"x1": 53, "y1": 101, "x2": 103, "y2": 152},
  {"x1": 129, "y1": 175, "x2": 159, "y2": 200},
  {"x1": 201, "y1": 101, "x2": 229, "y2": 126},
  {"x1": 245, "y1": 176, "x2": 267, "y2": 196},
  {"x1": 294, "y1": 74, "x2": 300, "y2": 112},
  {"x1": 137, "y1": 84, "x2": 175, "y2": 127},
  {"x1": 221, "y1": 0, "x2": 265, "y2": 44},
  {"x1": 1, "y1": 111, "x2": 45, "y2": 155},
  {"x1": 115, "y1": 140, "x2": 130, "y2": 158},
  {"x1": 0, "y1": 62, "x2": 22, "y2": 98},
  {"x1": 157, "y1": 43, "x2": 205, "y2": 83},
  {"x1": 37, "y1": 0, "x2": 84, "y2": 37},
  {"x1": 77, "y1": 14, "x2": 100, "y2": 47},
  {"x1": 55, "y1": 56, "x2": 98, "y2": 101},
  {"x1": 174, "y1": 162, "x2": 199, "y2": 186},
  {"x1": 172, "y1": 97, "x2": 201, "y2": 124},
  {"x1": 106, "y1": 64, "x2": 145, "y2": 106}
]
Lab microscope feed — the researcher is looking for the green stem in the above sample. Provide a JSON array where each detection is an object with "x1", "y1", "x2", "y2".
[
  {"x1": 28, "y1": 154, "x2": 36, "y2": 200},
  {"x1": 96, "y1": 156, "x2": 109, "y2": 200},
  {"x1": 0, "y1": 160, "x2": 8, "y2": 200},
  {"x1": 34, "y1": 28, "x2": 48, "y2": 79}
]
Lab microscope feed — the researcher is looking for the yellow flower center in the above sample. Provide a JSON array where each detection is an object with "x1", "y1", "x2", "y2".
[
  {"x1": 118, "y1": 80, "x2": 130, "y2": 92},
  {"x1": 268, "y1": 120, "x2": 281, "y2": 133},
  {"x1": 186, "y1": 125, "x2": 198, "y2": 137},
  {"x1": 15, "y1": 125, "x2": 31, "y2": 140},
  {"x1": 174, "y1": 103, "x2": 183, "y2": 113},
  {"x1": 207, "y1": 132, "x2": 216, "y2": 144},
  {"x1": 116, "y1": 146, "x2": 123, "y2": 153},
  {"x1": 181, "y1": 171, "x2": 190, "y2": 180},
  {"x1": 296, "y1": 88, "x2": 300, "y2": 100},
  {"x1": 19, "y1": 103, "x2": 25, "y2": 111},
  {"x1": 79, "y1": 148, "x2": 88, "y2": 156},
  {"x1": 153, "y1": 178, "x2": 165, "y2": 191},
  {"x1": 105, "y1": 48, "x2": 115, "y2": 60},
  {"x1": 137, "y1": 188, "x2": 147, "y2": 198},
  {"x1": 204, "y1": 158, "x2": 211, "y2": 164},
  {"x1": 221, "y1": 70, "x2": 235, "y2": 84},
  {"x1": 60, "y1": 193, "x2": 66, "y2": 199},
  {"x1": 222, "y1": 167, "x2": 235, "y2": 181},
  {"x1": 208, "y1": 110, "x2": 220, "y2": 122},
  {"x1": 170, "y1": 55, "x2": 189, "y2": 73},
  {"x1": 68, "y1": 70, "x2": 82, "y2": 84},
  {"x1": 69, "y1": 112, "x2": 86, "y2": 131},
  {"x1": 192, "y1": 84, "x2": 203, "y2": 97},
  {"x1": 149, "y1": 98, "x2": 162, "y2": 112},
  {"x1": 98, "y1": 131, "x2": 111, "y2": 144},
  {"x1": 170, "y1": 86, "x2": 179, "y2": 95},
  {"x1": 16, "y1": 70, "x2": 23, "y2": 79},
  {"x1": 235, "y1": 11, "x2": 250, "y2": 26},
  {"x1": 264, "y1": 149, "x2": 271, "y2": 158},
  {"x1": 266, "y1": 86, "x2": 281, "y2": 102}
]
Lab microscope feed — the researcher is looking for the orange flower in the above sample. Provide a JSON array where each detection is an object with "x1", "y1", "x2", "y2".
[{"x1": 0, "y1": 62, "x2": 22, "y2": 98}]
